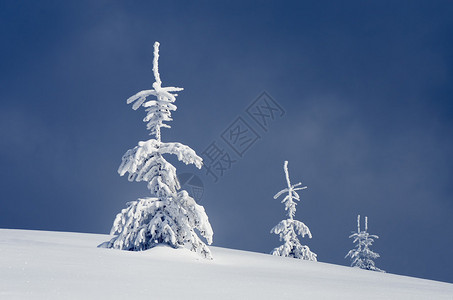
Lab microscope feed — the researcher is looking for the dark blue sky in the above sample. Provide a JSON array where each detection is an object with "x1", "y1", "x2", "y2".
[{"x1": 1, "y1": 1, "x2": 452, "y2": 283}]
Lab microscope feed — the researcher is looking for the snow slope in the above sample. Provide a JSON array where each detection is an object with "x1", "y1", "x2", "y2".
[{"x1": 1, "y1": 229, "x2": 452, "y2": 299}]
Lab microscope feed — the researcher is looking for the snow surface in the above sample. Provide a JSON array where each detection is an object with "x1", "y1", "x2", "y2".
[{"x1": 1, "y1": 229, "x2": 452, "y2": 299}]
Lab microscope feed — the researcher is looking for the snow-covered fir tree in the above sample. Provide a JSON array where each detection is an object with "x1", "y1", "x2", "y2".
[
  {"x1": 345, "y1": 215, "x2": 384, "y2": 272},
  {"x1": 270, "y1": 161, "x2": 317, "y2": 261},
  {"x1": 101, "y1": 42, "x2": 213, "y2": 259}
]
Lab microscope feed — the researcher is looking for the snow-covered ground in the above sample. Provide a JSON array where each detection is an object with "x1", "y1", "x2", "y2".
[{"x1": 1, "y1": 229, "x2": 452, "y2": 299}]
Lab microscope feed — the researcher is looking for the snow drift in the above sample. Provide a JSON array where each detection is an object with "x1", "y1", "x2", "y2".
[{"x1": 1, "y1": 229, "x2": 452, "y2": 299}]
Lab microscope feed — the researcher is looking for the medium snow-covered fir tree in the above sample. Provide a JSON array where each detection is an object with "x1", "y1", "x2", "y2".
[
  {"x1": 101, "y1": 42, "x2": 213, "y2": 259},
  {"x1": 345, "y1": 215, "x2": 384, "y2": 272},
  {"x1": 270, "y1": 161, "x2": 317, "y2": 261}
]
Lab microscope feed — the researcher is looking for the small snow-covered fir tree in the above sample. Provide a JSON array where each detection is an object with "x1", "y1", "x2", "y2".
[
  {"x1": 345, "y1": 215, "x2": 384, "y2": 272},
  {"x1": 270, "y1": 161, "x2": 317, "y2": 261},
  {"x1": 101, "y1": 42, "x2": 213, "y2": 259}
]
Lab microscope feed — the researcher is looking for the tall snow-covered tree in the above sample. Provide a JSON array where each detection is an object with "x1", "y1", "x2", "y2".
[
  {"x1": 345, "y1": 215, "x2": 384, "y2": 272},
  {"x1": 270, "y1": 161, "x2": 317, "y2": 261},
  {"x1": 100, "y1": 42, "x2": 213, "y2": 259}
]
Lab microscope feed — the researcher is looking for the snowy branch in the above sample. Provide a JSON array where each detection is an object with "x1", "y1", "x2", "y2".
[
  {"x1": 102, "y1": 41, "x2": 212, "y2": 259},
  {"x1": 270, "y1": 161, "x2": 316, "y2": 261},
  {"x1": 345, "y1": 215, "x2": 384, "y2": 272},
  {"x1": 125, "y1": 42, "x2": 183, "y2": 141}
]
